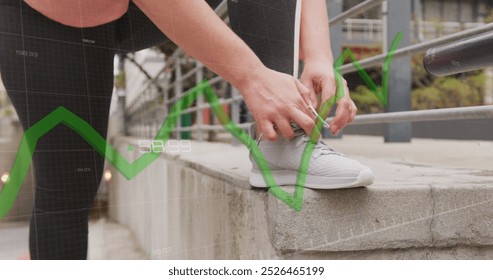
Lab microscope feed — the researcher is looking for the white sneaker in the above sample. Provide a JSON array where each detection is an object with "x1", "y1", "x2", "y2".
[{"x1": 249, "y1": 124, "x2": 374, "y2": 189}]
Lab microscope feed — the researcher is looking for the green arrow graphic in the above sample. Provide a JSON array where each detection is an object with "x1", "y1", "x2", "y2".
[
  {"x1": 0, "y1": 81, "x2": 325, "y2": 218},
  {"x1": 334, "y1": 32, "x2": 403, "y2": 107},
  {"x1": 0, "y1": 32, "x2": 402, "y2": 219}
]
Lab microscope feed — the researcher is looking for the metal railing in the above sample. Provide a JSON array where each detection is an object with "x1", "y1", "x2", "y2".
[
  {"x1": 126, "y1": 0, "x2": 235, "y2": 140},
  {"x1": 343, "y1": 18, "x2": 485, "y2": 42},
  {"x1": 124, "y1": 0, "x2": 493, "y2": 142}
]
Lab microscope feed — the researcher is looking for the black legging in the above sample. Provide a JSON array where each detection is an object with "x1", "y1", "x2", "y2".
[{"x1": 0, "y1": 0, "x2": 297, "y2": 259}]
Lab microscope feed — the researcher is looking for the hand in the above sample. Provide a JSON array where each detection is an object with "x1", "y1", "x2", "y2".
[
  {"x1": 300, "y1": 60, "x2": 357, "y2": 135},
  {"x1": 238, "y1": 67, "x2": 315, "y2": 141}
]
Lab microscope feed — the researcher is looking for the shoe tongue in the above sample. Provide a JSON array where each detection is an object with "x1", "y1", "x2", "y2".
[
  {"x1": 290, "y1": 123, "x2": 340, "y2": 154},
  {"x1": 290, "y1": 125, "x2": 320, "y2": 147},
  {"x1": 290, "y1": 122, "x2": 306, "y2": 138}
]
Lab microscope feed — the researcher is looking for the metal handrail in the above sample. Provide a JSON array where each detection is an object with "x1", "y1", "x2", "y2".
[
  {"x1": 342, "y1": 18, "x2": 484, "y2": 42},
  {"x1": 340, "y1": 22, "x2": 493, "y2": 74},
  {"x1": 340, "y1": 105, "x2": 493, "y2": 126},
  {"x1": 170, "y1": 105, "x2": 493, "y2": 132}
]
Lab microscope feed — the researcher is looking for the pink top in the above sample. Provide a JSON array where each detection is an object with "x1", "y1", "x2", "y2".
[{"x1": 24, "y1": 0, "x2": 130, "y2": 28}]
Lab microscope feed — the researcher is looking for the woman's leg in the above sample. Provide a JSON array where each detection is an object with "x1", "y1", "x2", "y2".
[
  {"x1": 0, "y1": 0, "x2": 116, "y2": 259},
  {"x1": 227, "y1": 0, "x2": 298, "y2": 75},
  {"x1": 117, "y1": 0, "x2": 225, "y2": 52}
]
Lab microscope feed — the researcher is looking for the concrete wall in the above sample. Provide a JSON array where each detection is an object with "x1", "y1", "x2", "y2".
[
  {"x1": 107, "y1": 137, "x2": 277, "y2": 259},
  {"x1": 108, "y1": 136, "x2": 493, "y2": 259}
]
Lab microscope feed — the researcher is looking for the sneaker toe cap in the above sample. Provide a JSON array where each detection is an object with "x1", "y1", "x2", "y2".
[{"x1": 357, "y1": 167, "x2": 374, "y2": 186}]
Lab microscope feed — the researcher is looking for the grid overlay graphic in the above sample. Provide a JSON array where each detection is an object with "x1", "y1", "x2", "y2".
[{"x1": 0, "y1": 0, "x2": 301, "y2": 259}]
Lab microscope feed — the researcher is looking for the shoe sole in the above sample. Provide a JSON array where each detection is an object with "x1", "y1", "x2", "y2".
[{"x1": 249, "y1": 169, "x2": 374, "y2": 190}]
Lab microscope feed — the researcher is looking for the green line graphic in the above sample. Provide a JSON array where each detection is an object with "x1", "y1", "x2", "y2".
[
  {"x1": 0, "y1": 81, "x2": 310, "y2": 218},
  {"x1": 0, "y1": 33, "x2": 402, "y2": 219},
  {"x1": 334, "y1": 32, "x2": 403, "y2": 107}
]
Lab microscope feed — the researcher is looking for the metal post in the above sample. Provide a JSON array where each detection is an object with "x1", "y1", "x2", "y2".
[
  {"x1": 485, "y1": 67, "x2": 493, "y2": 105},
  {"x1": 413, "y1": 0, "x2": 424, "y2": 42},
  {"x1": 384, "y1": 0, "x2": 412, "y2": 142},
  {"x1": 326, "y1": 0, "x2": 344, "y2": 139},
  {"x1": 116, "y1": 54, "x2": 128, "y2": 136},
  {"x1": 174, "y1": 59, "x2": 182, "y2": 140},
  {"x1": 231, "y1": 86, "x2": 241, "y2": 146},
  {"x1": 195, "y1": 61, "x2": 204, "y2": 141},
  {"x1": 163, "y1": 77, "x2": 169, "y2": 116}
]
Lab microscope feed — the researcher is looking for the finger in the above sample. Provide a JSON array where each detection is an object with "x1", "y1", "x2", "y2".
[
  {"x1": 330, "y1": 101, "x2": 352, "y2": 135},
  {"x1": 330, "y1": 105, "x2": 348, "y2": 133},
  {"x1": 320, "y1": 77, "x2": 336, "y2": 109},
  {"x1": 299, "y1": 77, "x2": 318, "y2": 108},
  {"x1": 330, "y1": 83, "x2": 353, "y2": 134},
  {"x1": 288, "y1": 108, "x2": 316, "y2": 137},
  {"x1": 344, "y1": 87, "x2": 357, "y2": 124},
  {"x1": 289, "y1": 79, "x2": 313, "y2": 117},
  {"x1": 275, "y1": 118, "x2": 294, "y2": 139},
  {"x1": 295, "y1": 79, "x2": 315, "y2": 109},
  {"x1": 349, "y1": 101, "x2": 357, "y2": 123},
  {"x1": 258, "y1": 120, "x2": 278, "y2": 141},
  {"x1": 329, "y1": 108, "x2": 342, "y2": 135}
]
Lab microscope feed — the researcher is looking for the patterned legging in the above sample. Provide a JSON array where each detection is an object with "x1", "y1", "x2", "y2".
[{"x1": 0, "y1": 0, "x2": 297, "y2": 259}]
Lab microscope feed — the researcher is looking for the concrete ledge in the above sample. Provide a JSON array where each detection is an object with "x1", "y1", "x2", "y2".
[
  {"x1": 268, "y1": 184, "x2": 493, "y2": 252},
  {"x1": 107, "y1": 135, "x2": 493, "y2": 259}
]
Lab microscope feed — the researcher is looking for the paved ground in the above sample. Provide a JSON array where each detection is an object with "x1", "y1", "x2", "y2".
[
  {"x1": 332, "y1": 136, "x2": 493, "y2": 186},
  {"x1": 332, "y1": 135, "x2": 492, "y2": 172},
  {"x1": 0, "y1": 135, "x2": 492, "y2": 259},
  {"x1": 0, "y1": 218, "x2": 147, "y2": 260}
]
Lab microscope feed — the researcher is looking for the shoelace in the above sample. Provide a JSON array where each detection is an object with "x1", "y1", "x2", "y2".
[
  {"x1": 303, "y1": 106, "x2": 341, "y2": 155},
  {"x1": 292, "y1": 128, "x2": 342, "y2": 157},
  {"x1": 308, "y1": 105, "x2": 331, "y2": 129},
  {"x1": 256, "y1": 105, "x2": 330, "y2": 145},
  {"x1": 255, "y1": 118, "x2": 342, "y2": 157}
]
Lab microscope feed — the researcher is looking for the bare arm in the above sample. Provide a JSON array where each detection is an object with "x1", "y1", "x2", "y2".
[
  {"x1": 133, "y1": 0, "x2": 315, "y2": 140},
  {"x1": 300, "y1": 0, "x2": 356, "y2": 135},
  {"x1": 300, "y1": 0, "x2": 333, "y2": 63}
]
